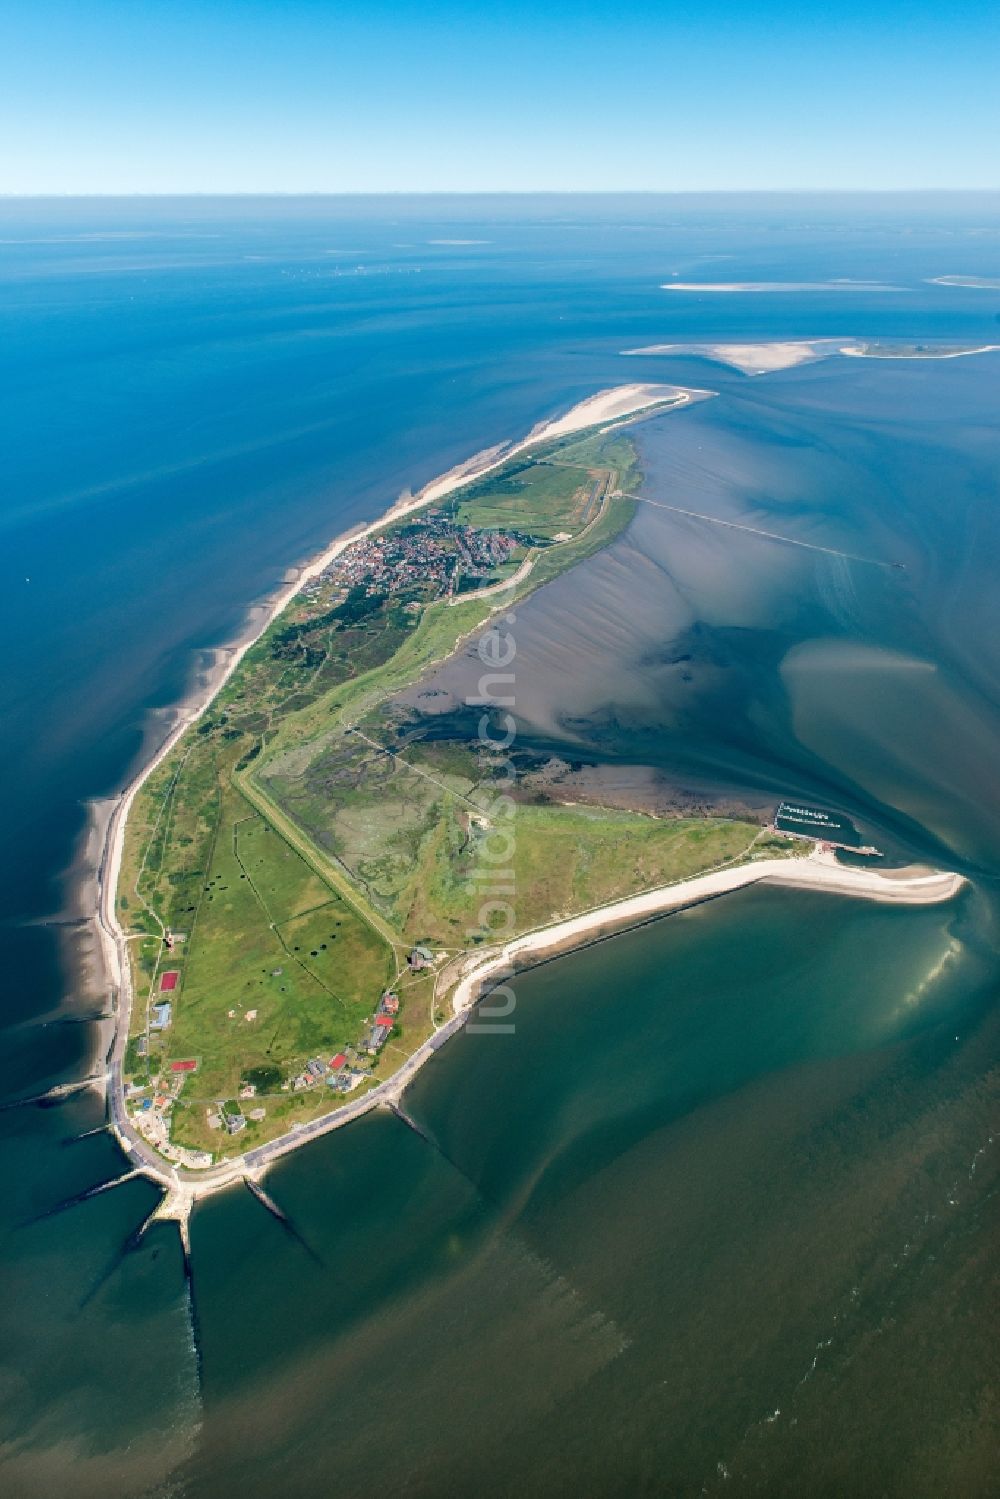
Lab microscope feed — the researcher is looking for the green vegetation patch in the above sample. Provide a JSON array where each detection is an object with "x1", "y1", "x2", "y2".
[
  {"x1": 453, "y1": 461, "x2": 594, "y2": 538},
  {"x1": 404, "y1": 806, "x2": 763, "y2": 944},
  {"x1": 127, "y1": 779, "x2": 393, "y2": 1107},
  {"x1": 233, "y1": 816, "x2": 335, "y2": 924}
]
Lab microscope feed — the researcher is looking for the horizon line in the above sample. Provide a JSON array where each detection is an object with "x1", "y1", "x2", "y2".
[{"x1": 3, "y1": 188, "x2": 1000, "y2": 201}]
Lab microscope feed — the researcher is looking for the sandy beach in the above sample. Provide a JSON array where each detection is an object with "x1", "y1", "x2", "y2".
[
  {"x1": 623, "y1": 339, "x2": 847, "y2": 373},
  {"x1": 929, "y1": 275, "x2": 1000, "y2": 290},
  {"x1": 449, "y1": 848, "x2": 966, "y2": 1013},
  {"x1": 418, "y1": 381, "x2": 705, "y2": 504}
]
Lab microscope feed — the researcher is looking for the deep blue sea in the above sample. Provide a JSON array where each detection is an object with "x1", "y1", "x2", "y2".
[{"x1": 1, "y1": 196, "x2": 998, "y2": 1497}]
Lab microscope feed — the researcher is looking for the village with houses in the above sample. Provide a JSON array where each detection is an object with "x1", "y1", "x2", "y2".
[
  {"x1": 126, "y1": 941, "x2": 438, "y2": 1166},
  {"x1": 302, "y1": 509, "x2": 526, "y2": 604}
]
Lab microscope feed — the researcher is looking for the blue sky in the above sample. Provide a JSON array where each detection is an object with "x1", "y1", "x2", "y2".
[{"x1": 1, "y1": 0, "x2": 998, "y2": 193}]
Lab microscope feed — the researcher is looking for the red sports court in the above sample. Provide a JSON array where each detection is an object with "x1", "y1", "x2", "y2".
[{"x1": 160, "y1": 971, "x2": 179, "y2": 992}]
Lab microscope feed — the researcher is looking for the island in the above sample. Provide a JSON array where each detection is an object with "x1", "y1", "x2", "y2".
[
  {"x1": 95, "y1": 384, "x2": 965, "y2": 1233},
  {"x1": 622, "y1": 338, "x2": 1000, "y2": 375}
]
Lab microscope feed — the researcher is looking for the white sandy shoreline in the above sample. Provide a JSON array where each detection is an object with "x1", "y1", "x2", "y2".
[
  {"x1": 449, "y1": 849, "x2": 967, "y2": 1013},
  {"x1": 145, "y1": 844, "x2": 965, "y2": 1212}
]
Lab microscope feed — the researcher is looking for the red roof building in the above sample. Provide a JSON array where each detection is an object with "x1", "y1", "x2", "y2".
[
  {"x1": 329, "y1": 1053, "x2": 347, "y2": 1069},
  {"x1": 160, "y1": 971, "x2": 179, "y2": 992},
  {"x1": 375, "y1": 1015, "x2": 394, "y2": 1029}
]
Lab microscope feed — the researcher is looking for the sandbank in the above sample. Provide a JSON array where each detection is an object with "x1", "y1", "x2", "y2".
[
  {"x1": 928, "y1": 275, "x2": 1000, "y2": 290},
  {"x1": 622, "y1": 338, "x2": 1000, "y2": 375},
  {"x1": 659, "y1": 281, "x2": 899, "y2": 293},
  {"x1": 622, "y1": 339, "x2": 847, "y2": 373}
]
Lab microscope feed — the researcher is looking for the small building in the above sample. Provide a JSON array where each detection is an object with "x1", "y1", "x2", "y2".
[
  {"x1": 407, "y1": 945, "x2": 434, "y2": 971},
  {"x1": 221, "y1": 1105, "x2": 246, "y2": 1135},
  {"x1": 367, "y1": 1015, "x2": 394, "y2": 1053},
  {"x1": 380, "y1": 992, "x2": 400, "y2": 1016},
  {"x1": 150, "y1": 1002, "x2": 172, "y2": 1030},
  {"x1": 306, "y1": 1058, "x2": 326, "y2": 1079}
]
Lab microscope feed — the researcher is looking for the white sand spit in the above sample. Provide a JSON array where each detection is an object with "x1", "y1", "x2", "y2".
[
  {"x1": 622, "y1": 340, "x2": 847, "y2": 373},
  {"x1": 622, "y1": 338, "x2": 1000, "y2": 375},
  {"x1": 451, "y1": 849, "x2": 965, "y2": 1014},
  {"x1": 928, "y1": 275, "x2": 1000, "y2": 290},
  {"x1": 660, "y1": 281, "x2": 899, "y2": 293}
]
